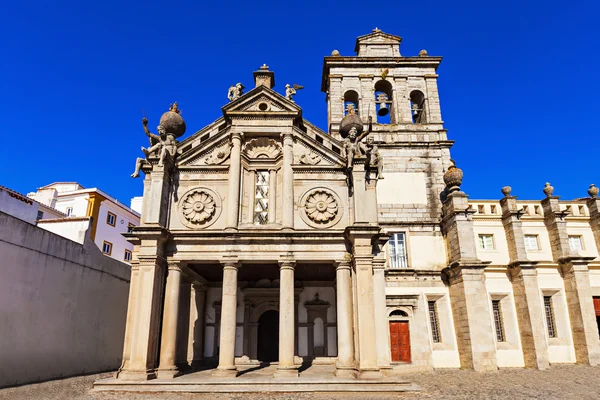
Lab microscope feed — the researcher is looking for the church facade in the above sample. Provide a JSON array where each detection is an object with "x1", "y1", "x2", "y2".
[{"x1": 114, "y1": 30, "x2": 600, "y2": 383}]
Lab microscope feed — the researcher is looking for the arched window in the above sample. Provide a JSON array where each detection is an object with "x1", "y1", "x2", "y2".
[
  {"x1": 374, "y1": 80, "x2": 393, "y2": 124},
  {"x1": 343, "y1": 90, "x2": 360, "y2": 116},
  {"x1": 409, "y1": 90, "x2": 426, "y2": 123}
]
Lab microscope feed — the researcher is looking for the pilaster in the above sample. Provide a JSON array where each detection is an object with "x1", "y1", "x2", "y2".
[
  {"x1": 587, "y1": 197, "x2": 600, "y2": 252},
  {"x1": 281, "y1": 132, "x2": 294, "y2": 230},
  {"x1": 188, "y1": 283, "x2": 206, "y2": 369},
  {"x1": 351, "y1": 161, "x2": 378, "y2": 224},
  {"x1": 141, "y1": 164, "x2": 173, "y2": 227},
  {"x1": 225, "y1": 131, "x2": 243, "y2": 231},
  {"x1": 373, "y1": 257, "x2": 391, "y2": 369}
]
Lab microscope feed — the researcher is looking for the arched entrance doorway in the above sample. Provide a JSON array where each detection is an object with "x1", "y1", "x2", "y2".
[{"x1": 257, "y1": 310, "x2": 279, "y2": 362}]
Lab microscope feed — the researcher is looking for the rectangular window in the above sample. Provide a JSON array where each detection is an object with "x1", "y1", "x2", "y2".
[
  {"x1": 102, "y1": 241, "x2": 113, "y2": 256},
  {"x1": 544, "y1": 296, "x2": 557, "y2": 338},
  {"x1": 124, "y1": 249, "x2": 132, "y2": 261},
  {"x1": 106, "y1": 211, "x2": 116, "y2": 227},
  {"x1": 492, "y1": 300, "x2": 505, "y2": 342},
  {"x1": 253, "y1": 171, "x2": 269, "y2": 225},
  {"x1": 569, "y1": 235, "x2": 583, "y2": 251},
  {"x1": 389, "y1": 233, "x2": 408, "y2": 268},
  {"x1": 478, "y1": 234, "x2": 494, "y2": 250},
  {"x1": 36, "y1": 210, "x2": 44, "y2": 220},
  {"x1": 66, "y1": 207, "x2": 73, "y2": 216},
  {"x1": 524, "y1": 235, "x2": 539, "y2": 250},
  {"x1": 128, "y1": 222, "x2": 135, "y2": 233},
  {"x1": 428, "y1": 301, "x2": 441, "y2": 343}
]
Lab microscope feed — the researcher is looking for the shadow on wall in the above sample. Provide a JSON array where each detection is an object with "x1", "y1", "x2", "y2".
[{"x1": 0, "y1": 211, "x2": 131, "y2": 388}]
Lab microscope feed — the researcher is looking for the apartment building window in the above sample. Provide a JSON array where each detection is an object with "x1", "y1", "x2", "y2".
[
  {"x1": 106, "y1": 211, "x2": 116, "y2": 227},
  {"x1": 478, "y1": 234, "x2": 495, "y2": 250},
  {"x1": 428, "y1": 301, "x2": 441, "y2": 343},
  {"x1": 389, "y1": 233, "x2": 408, "y2": 268},
  {"x1": 568, "y1": 235, "x2": 583, "y2": 251},
  {"x1": 128, "y1": 222, "x2": 135, "y2": 233},
  {"x1": 492, "y1": 300, "x2": 505, "y2": 342},
  {"x1": 102, "y1": 241, "x2": 113, "y2": 256},
  {"x1": 544, "y1": 296, "x2": 557, "y2": 338},
  {"x1": 36, "y1": 210, "x2": 44, "y2": 220},
  {"x1": 124, "y1": 249, "x2": 132, "y2": 261},
  {"x1": 66, "y1": 207, "x2": 73, "y2": 216},
  {"x1": 253, "y1": 171, "x2": 269, "y2": 225},
  {"x1": 524, "y1": 235, "x2": 539, "y2": 250}
]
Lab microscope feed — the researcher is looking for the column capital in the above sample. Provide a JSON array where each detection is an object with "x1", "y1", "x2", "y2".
[
  {"x1": 280, "y1": 131, "x2": 294, "y2": 142},
  {"x1": 279, "y1": 260, "x2": 296, "y2": 270},
  {"x1": 335, "y1": 260, "x2": 352, "y2": 271},
  {"x1": 230, "y1": 131, "x2": 244, "y2": 141},
  {"x1": 221, "y1": 260, "x2": 240, "y2": 270},
  {"x1": 167, "y1": 260, "x2": 186, "y2": 271}
]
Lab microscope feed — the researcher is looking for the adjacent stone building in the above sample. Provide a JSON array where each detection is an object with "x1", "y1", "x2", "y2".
[{"x1": 112, "y1": 29, "x2": 600, "y2": 385}]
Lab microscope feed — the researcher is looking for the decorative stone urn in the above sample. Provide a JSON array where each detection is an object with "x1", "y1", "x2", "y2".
[
  {"x1": 588, "y1": 184, "x2": 599, "y2": 198},
  {"x1": 443, "y1": 160, "x2": 463, "y2": 193},
  {"x1": 501, "y1": 186, "x2": 512, "y2": 197},
  {"x1": 339, "y1": 113, "x2": 363, "y2": 139},
  {"x1": 543, "y1": 182, "x2": 554, "y2": 198},
  {"x1": 159, "y1": 103, "x2": 186, "y2": 138}
]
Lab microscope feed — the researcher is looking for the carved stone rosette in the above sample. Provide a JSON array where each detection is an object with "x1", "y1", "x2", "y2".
[
  {"x1": 299, "y1": 188, "x2": 343, "y2": 229},
  {"x1": 178, "y1": 187, "x2": 222, "y2": 228}
]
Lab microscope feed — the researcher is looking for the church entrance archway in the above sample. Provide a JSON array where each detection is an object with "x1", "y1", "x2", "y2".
[{"x1": 257, "y1": 310, "x2": 279, "y2": 362}]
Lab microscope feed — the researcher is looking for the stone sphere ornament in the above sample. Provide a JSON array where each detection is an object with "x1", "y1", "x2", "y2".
[
  {"x1": 543, "y1": 182, "x2": 554, "y2": 198},
  {"x1": 339, "y1": 113, "x2": 364, "y2": 139},
  {"x1": 182, "y1": 190, "x2": 216, "y2": 224},
  {"x1": 331, "y1": 49, "x2": 340, "y2": 56},
  {"x1": 443, "y1": 160, "x2": 463, "y2": 193},
  {"x1": 419, "y1": 49, "x2": 429, "y2": 57},
  {"x1": 501, "y1": 186, "x2": 512, "y2": 197},
  {"x1": 159, "y1": 102, "x2": 186, "y2": 138},
  {"x1": 588, "y1": 184, "x2": 599, "y2": 198}
]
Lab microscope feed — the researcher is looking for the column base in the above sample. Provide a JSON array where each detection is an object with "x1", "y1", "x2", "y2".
[
  {"x1": 356, "y1": 368, "x2": 383, "y2": 380},
  {"x1": 212, "y1": 367, "x2": 238, "y2": 378},
  {"x1": 273, "y1": 366, "x2": 299, "y2": 378},
  {"x1": 334, "y1": 366, "x2": 357, "y2": 379},
  {"x1": 115, "y1": 369, "x2": 157, "y2": 381},
  {"x1": 156, "y1": 367, "x2": 181, "y2": 379}
]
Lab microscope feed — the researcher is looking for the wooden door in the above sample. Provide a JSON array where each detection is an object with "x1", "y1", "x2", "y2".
[
  {"x1": 389, "y1": 321, "x2": 411, "y2": 362},
  {"x1": 593, "y1": 297, "x2": 600, "y2": 316}
]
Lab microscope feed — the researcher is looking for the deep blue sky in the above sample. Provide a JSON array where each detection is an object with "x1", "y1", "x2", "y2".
[{"x1": 1, "y1": 1, "x2": 598, "y2": 205}]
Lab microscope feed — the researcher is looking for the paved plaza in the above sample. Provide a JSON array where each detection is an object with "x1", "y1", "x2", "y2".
[{"x1": 1, "y1": 365, "x2": 600, "y2": 399}]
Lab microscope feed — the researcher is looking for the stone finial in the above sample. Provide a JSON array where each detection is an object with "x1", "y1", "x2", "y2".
[
  {"x1": 331, "y1": 49, "x2": 340, "y2": 56},
  {"x1": 588, "y1": 184, "x2": 599, "y2": 198},
  {"x1": 443, "y1": 159, "x2": 463, "y2": 194},
  {"x1": 543, "y1": 182, "x2": 554, "y2": 198},
  {"x1": 372, "y1": 27, "x2": 381, "y2": 33},
  {"x1": 501, "y1": 186, "x2": 512, "y2": 197},
  {"x1": 419, "y1": 49, "x2": 428, "y2": 57},
  {"x1": 159, "y1": 103, "x2": 186, "y2": 138},
  {"x1": 253, "y1": 64, "x2": 275, "y2": 89}
]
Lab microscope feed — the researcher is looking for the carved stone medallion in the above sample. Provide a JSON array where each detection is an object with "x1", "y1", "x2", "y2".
[
  {"x1": 178, "y1": 187, "x2": 222, "y2": 228},
  {"x1": 299, "y1": 188, "x2": 343, "y2": 229}
]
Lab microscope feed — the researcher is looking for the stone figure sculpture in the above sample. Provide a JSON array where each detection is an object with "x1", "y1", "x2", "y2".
[
  {"x1": 227, "y1": 83, "x2": 244, "y2": 101},
  {"x1": 342, "y1": 115, "x2": 372, "y2": 172},
  {"x1": 285, "y1": 84, "x2": 303, "y2": 102},
  {"x1": 131, "y1": 120, "x2": 177, "y2": 178},
  {"x1": 367, "y1": 137, "x2": 383, "y2": 179}
]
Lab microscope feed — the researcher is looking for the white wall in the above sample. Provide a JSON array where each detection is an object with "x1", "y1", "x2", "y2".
[
  {"x1": 0, "y1": 211, "x2": 130, "y2": 388},
  {"x1": 38, "y1": 218, "x2": 91, "y2": 244},
  {"x1": 0, "y1": 188, "x2": 38, "y2": 224}
]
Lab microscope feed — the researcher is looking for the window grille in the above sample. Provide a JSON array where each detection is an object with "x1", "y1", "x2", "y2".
[
  {"x1": 544, "y1": 296, "x2": 557, "y2": 338},
  {"x1": 253, "y1": 171, "x2": 269, "y2": 225},
  {"x1": 389, "y1": 233, "x2": 408, "y2": 268},
  {"x1": 428, "y1": 301, "x2": 441, "y2": 343},
  {"x1": 492, "y1": 300, "x2": 505, "y2": 342}
]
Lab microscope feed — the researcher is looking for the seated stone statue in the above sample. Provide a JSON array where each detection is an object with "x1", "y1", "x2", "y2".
[{"x1": 131, "y1": 119, "x2": 177, "y2": 178}]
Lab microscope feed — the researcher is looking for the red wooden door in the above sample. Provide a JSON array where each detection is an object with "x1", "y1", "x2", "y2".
[
  {"x1": 593, "y1": 297, "x2": 600, "y2": 316},
  {"x1": 389, "y1": 321, "x2": 411, "y2": 362}
]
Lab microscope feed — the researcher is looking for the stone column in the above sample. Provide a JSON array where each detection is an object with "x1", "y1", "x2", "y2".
[
  {"x1": 156, "y1": 262, "x2": 184, "y2": 378},
  {"x1": 275, "y1": 261, "x2": 298, "y2": 377},
  {"x1": 542, "y1": 195, "x2": 600, "y2": 365},
  {"x1": 116, "y1": 261, "x2": 140, "y2": 375},
  {"x1": 281, "y1": 132, "x2": 294, "y2": 230},
  {"x1": 587, "y1": 197, "x2": 600, "y2": 258},
  {"x1": 117, "y1": 254, "x2": 166, "y2": 381},
  {"x1": 214, "y1": 261, "x2": 240, "y2": 377},
  {"x1": 500, "y1": 193, "x2": 549, "y2": 369},
  {"x1": 268, "y1": 169, "x2": 277, "y2": 224},
  {"x1": 226, "y1": 131, "x2": 243, "y2": 231},
  {"x1": 188, "y1": 283, "x2": 206, "y2": 369},
  {"x1": 335, "y1": 259, "x2": 356, "y2": 378},
  {"x1": 373, "y1": 258, "x2": 391, "y2": 369},
  {"x1": 441, "y1": 191, "x2": 497, "y2": 372}
]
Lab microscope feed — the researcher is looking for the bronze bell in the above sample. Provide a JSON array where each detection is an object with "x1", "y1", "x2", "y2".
[{"x1": 377, "y1": 102, "x2": 389, "y2": 117}]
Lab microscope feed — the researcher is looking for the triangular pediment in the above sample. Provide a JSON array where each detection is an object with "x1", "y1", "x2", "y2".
[
  {"x1": 354, "y1": 30, "x2": 402, "y2": 57},
  {"x1": 222, "y1": 85, "x2": 301, "y2": 117}
]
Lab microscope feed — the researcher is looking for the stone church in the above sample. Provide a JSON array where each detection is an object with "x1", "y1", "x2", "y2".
[{"x1": 109, "y1": 29, "x2": 600, "y2": 386}]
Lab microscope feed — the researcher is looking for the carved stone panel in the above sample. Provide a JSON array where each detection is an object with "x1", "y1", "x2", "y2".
[
  {"x1": 299, "y1": 188, "x2": 344, "y2": 229},
  {"x1": 178, "y1": 187, "x2": 223, "y2": 229}
]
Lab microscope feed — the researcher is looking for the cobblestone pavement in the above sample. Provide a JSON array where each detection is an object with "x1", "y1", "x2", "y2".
[{"x1": 1, "y1": 365, "x2": 600, "y2": 400}]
